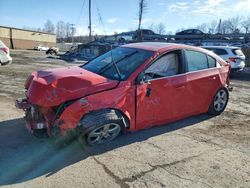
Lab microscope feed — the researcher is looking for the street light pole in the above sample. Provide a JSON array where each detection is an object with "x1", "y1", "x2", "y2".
[{"x1": 88, "y1": 0, "x2": 92, "y2": 42}]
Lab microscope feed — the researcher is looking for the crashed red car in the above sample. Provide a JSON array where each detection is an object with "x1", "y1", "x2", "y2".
[{"x1": 16, "y1": 42, "x2": 230, "y2": 145}]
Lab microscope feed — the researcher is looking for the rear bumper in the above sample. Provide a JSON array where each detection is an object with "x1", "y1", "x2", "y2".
[
  {"x1": 230, "y1": 61, "x2": 245, "y2": 72},
  {"x1": 231, "y1": 67, "x2": 245, "y2": 72}
]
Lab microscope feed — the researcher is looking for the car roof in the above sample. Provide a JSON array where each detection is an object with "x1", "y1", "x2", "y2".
[
  {"x1": 123, "y1": 42, "x2": 227, "y2": 65},
  {"x1": 202, "y1": 46, "x2": 240, "y2": 49},
  {"x1": 123, "y1": 42, "x2": 189, "y2": 51}
]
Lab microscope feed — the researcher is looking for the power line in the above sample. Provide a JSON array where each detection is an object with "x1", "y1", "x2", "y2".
[
  {"x1": 75, "y1": 0, "x2": 87, "y2": 25},
  {"x1": 94, "y1": 0, "x2": 107, "y2": 35}
]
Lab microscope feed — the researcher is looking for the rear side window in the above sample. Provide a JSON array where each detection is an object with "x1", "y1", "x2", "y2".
[
  {"x1": 232, "y1": 49, "x2": 244, "y2": 56},
  {"x1": 205, "y1": 48, "x2": 228, "y2": 55},
  {"x1": 185, "y1": 50, "x2": 208, "y2": 72},
  {"x1": 207, "y1": 56, "x2": 216, "y2": 68},
  {"x1": 213, "y1": 49, "x2": 227, "y2": 55}
]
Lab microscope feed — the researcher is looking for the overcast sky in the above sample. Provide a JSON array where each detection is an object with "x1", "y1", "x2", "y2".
[{"x1": 0, "y1": 0, "x2": 250, "y2": 35}]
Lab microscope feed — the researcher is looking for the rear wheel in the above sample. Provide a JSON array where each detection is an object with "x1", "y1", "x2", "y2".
[{"x1": 208, "y1": 88, "x2": 229, "y2": 115}]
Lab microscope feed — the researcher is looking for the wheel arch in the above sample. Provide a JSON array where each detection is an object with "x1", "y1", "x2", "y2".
[{"x1": 80, "y1": 108, "x2": 130, "y2": 130}]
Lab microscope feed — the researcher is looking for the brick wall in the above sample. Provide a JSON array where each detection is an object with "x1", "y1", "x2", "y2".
[{"x1": 0, "y1": 26, "x2": 56, "y2": 49}]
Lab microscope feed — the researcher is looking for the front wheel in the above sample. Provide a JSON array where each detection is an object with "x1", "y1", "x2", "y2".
[
  {"x1": 78, "y1": 110, "x2": 124, "y2": 146},
  {"x1": 208, "y1": 88, "x2": 229, "y2": 115},
  {"x1": 86, "y1": 123, "x2": 121, "y2": 145}
]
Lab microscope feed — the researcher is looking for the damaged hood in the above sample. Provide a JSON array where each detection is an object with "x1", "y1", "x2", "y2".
[{"x1": 25, "y1": 66, "x2": 119, "y2": 107}]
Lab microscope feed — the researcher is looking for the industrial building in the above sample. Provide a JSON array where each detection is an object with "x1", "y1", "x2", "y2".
[{"x1": 0, "y1": 26, "x2": 56, "y2": 49}]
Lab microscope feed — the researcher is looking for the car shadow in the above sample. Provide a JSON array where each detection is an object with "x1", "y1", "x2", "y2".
[
  {"x1": 230, "y1": 72, "x2": 250, "y2": 81},
  {"x1": 0, "y1": 114, "x2": 212, "y2": 185}
]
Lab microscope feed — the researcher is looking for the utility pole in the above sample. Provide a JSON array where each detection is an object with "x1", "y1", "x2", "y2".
[
  {"x1": 88, "y1": 0, "x2": 92, "y2": 42},
  {"x1": 218, "y1": 19, "x2": 222, "y2": 34},
  {"x1": 137, "y1": 0, "x2": 146, "y2": 41},
  {"x1": 69, "y1": 24, "x2": 75, "y2": 44}
]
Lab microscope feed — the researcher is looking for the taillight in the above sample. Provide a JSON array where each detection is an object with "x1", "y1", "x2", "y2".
[
  {"x1": 228, "y1": 57, "x2": 237, "y2": 63},
  {"x1": 0, "y1": 47, "x2": 9, "y2": 54}
]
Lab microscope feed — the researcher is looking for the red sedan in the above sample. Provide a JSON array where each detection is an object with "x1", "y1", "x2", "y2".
[{"x1": 16, "y1": 42, "x2": 230, "y2": 145}]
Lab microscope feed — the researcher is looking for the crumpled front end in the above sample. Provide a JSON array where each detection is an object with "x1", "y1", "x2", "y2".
[
  {"x1": 15, "y1": 98, "x2": 59, "y2": 137},
  {"x1": 16, "y1": 67, "x2": 119, "y2": 138},
  {"x1": 16, "y1": 97, "x2": 93, "y2": 138}
]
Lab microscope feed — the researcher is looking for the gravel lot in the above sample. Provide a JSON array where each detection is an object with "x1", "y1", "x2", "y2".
[{"x1": 0, "y1": 50, "x2": 249, "y2": 188}]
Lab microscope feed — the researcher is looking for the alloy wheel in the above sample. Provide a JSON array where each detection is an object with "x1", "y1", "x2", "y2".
[
  {"x1": 214, "y1": 89, "x2": 228, "y2": 111},
  {"x1": 87, "y1": 123, "x2": 121, "y2": 145}
]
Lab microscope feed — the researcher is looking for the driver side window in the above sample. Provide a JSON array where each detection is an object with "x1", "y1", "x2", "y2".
[{"x1": 145, "y1": 51, "x2": 180, "y2": 79}]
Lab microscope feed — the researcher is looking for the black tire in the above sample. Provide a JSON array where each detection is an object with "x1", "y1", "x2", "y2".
[
  {"x1": 208, "y1": 88, "x2": 229, "y2": 115},
  {"x1": 120, "y1": 38, "x2": 125, "y2": 42},
  {"x1": 78, "y1": 109, "x2": 124, "y2": 146}
]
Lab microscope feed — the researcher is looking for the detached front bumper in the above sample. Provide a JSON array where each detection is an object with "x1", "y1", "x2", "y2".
[{"x1": 15, "y1": 98, "x2": 59, "y2": 138}]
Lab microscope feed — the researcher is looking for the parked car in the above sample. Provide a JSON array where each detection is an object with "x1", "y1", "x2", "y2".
[
  {"x1": 202, "y1": 46, "x2": 245, "y2": 72},
  {"x1": 34, "y1": 45, "x2": 49, "y2": 51},
  {"x1": 117, "y1": 31, "x2": 134, "y2": 42},
  {"x1": 133, "y1": 29, "x2": 166, "y2": 41},
  {"x1": 46, "y1": 47, "x2": 59, "y2": 55},
  {"x1": 16, "y1": 42, "x2": 230, "y2": 145},
  {"x1": 0, "y1": 40, "x2": 12, "y2": 66},
  {"x1": 175, "y1": 29, "x2": 208, "y2": 40}
]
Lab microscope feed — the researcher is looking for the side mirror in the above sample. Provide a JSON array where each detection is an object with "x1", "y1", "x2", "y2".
[{"x1": 136, "y1": 72, "x2": 151, "y2": 85}]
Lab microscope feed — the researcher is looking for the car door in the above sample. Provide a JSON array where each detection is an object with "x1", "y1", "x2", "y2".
[
  {"x1": 184, "y1": 50, "x2": 222, "y2": 114},
  {"x1": 136, "y1": 50, "x2": 192, "y2": 130}
]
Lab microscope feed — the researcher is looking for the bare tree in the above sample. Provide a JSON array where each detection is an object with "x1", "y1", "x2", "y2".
[
  {"x1": 43, "y1": 19, "x2": 55, "y2": 33},
  {"x1": 241, "y1": 17, "x2": 250, "y2": 33},
  {"x1": 196, "y1": 23, "x2": 209, "y2": 33},
  {"x1": 228, "y1": 16, "x2": 242, "y2": 33},
  {"x1": 174, "y1": 16, "x2": 246, "y2": 35},
  {"x1": 155, "y1": 23, "x2": 166, "y2": 35},
  {"x1": 148, "y1": 23, "x2": 155, "y2": 32},
  {"x1": 56, "y1": 21, "x2": 66, "y2": 41},
  {"x1": 208, "y1": 20, "x2": 218, "y2": 34},
  {"x1": 220, "y1": 20, "x2": 231, "y2": 34},
  {"x1": 137, "y1": 0, "x2": 147, "y2": 40},
  {"x1": 166, "y1": 31, "x2": 173, "y2": 35},
  {"x1": 148, "y1": 23, "x2": 166, "y2": 35},
  {"x1": 220, "y1": 16, "x2": 242, "y2": 34},
  {"x1": 65, "y1": 22, "x2": 71, "y2": 38},
  {"x1": 175, "y1": 28, "x2": 186, "y2": 33}
]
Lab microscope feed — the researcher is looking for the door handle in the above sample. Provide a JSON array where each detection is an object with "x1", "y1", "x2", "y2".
[
  {"x1": 146, "y1": 87, "x2": 152, "y2": 97},
  {"x1": 175, "y1": 84, "x2": 185, "y2": 89},
  {"x1": 209, "y1": 76, "x2": 217, "y2": 80}
]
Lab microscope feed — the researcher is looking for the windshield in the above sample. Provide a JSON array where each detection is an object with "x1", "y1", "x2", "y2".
[{"x1": 82, "y1": 47, "x2": 153, "y2": 81}]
